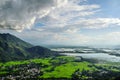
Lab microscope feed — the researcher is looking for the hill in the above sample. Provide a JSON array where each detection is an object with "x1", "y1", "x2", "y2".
[
  {"x1": 27, "y1": 46, "x2": 54, "y2": 57},
  {"x1": 0, "y1": 33, "x2": 54, "y2": 62}
]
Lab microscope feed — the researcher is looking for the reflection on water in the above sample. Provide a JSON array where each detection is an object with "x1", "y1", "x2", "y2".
[
  {"x1": 61, "y1": 53, "x2": 120, "y2": 62},
  {"x1": 51, "y1": 47, "x2": 120, "y2": 62}
]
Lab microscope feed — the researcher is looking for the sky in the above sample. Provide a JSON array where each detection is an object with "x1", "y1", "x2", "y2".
[{"x1": 0, "y1": 0, "x2": 120, "y2": 46}]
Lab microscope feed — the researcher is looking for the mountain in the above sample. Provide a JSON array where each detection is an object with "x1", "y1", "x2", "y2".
[
  {"x1": 27, "y1": 46, "x2": 54, "y2": 57},
  {"x1": 0, "y1": 33, "x2": 54, "y2": 62}
]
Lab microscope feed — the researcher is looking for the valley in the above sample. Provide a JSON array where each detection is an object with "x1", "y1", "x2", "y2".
[
  {"x1": 0, "y1": 33, "x2": 120, "y2": 80},
  {"x1": 1, "y1": 47, "x2": 120, "y2": 79}
]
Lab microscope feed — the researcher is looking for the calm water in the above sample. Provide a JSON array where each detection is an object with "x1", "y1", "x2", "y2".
[{"x1": 60, "y1": 53, "x2": 120, "y2": 62}]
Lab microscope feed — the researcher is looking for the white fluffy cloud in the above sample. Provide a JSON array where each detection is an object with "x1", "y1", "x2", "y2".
[
  {"x1": 1, "y1": 0, "x2": 120, "y2": 46},
  {"x1": 0, "y1": 0, "x2": 101, "y2": 32},
  {"x1": 72, "y1": 18, "x2": 120, "y2": 29},
  {"x1": 39, "y1": 0, "x2": 100, "y2": 28},
  {"x1": 0, "y1": 0, "x2": 119, "y2": 33},
  {"x1": 0, "y1": 0, "x2": 66, "y2": 32}
]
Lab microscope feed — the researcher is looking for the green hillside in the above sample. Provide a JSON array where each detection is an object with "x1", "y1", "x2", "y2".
[{"x1": 0, "y1": 33, "x2": 54, "y2": 62}]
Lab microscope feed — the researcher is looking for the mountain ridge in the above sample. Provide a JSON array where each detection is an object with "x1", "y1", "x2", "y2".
[{"x1": 0, "y1": 33, "x2": 54, "y2": 62}]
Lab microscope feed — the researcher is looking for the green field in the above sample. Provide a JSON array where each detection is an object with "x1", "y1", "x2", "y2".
[
  {"x1": 0, "y1": 56, "x2": 120, "y2": 79},
  {"x1": 40, "y1": 61, "x2": 92, "y2": 78}
]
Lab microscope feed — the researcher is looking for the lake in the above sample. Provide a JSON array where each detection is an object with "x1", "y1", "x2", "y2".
[{"x1": 60, "y1": 53, "x2": 120, "y2": 62}]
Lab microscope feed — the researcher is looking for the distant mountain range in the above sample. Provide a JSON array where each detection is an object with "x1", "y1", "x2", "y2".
[{"x1": 0, "y1": 33, "x2": 55, "y2": 62}]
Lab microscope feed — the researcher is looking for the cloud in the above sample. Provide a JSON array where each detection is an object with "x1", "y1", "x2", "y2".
[
  {"x1": 0, "y1": 0, "x2": 119, "y2": 33},
  {"x1": 0, "y1": 0, "x2": 65, "y2": 32},
  {"x1": 39, "y1": 0, "x2": 100, "y2": 28},
  {"x1": 53, "y1": 31, "x2": 120, "y2": 45},
  {"x1": 36, "y1": 17, "x2": 120, "y2": 34},
  {"x1": 95, "y1": 32, "x2": 120, "y2": 44},
  {"x1": 0, "y1": 0, "x2": 100, "y2": 32},
  {"x1": 34, "y1": 0, "x2": 100, "y2": 34},
  {"x1": 1, "y1": 0, "x2": 120, "y2": 46},
  {"x1": 72, "y1": 18, "x2": 120, "y2": 29}
]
